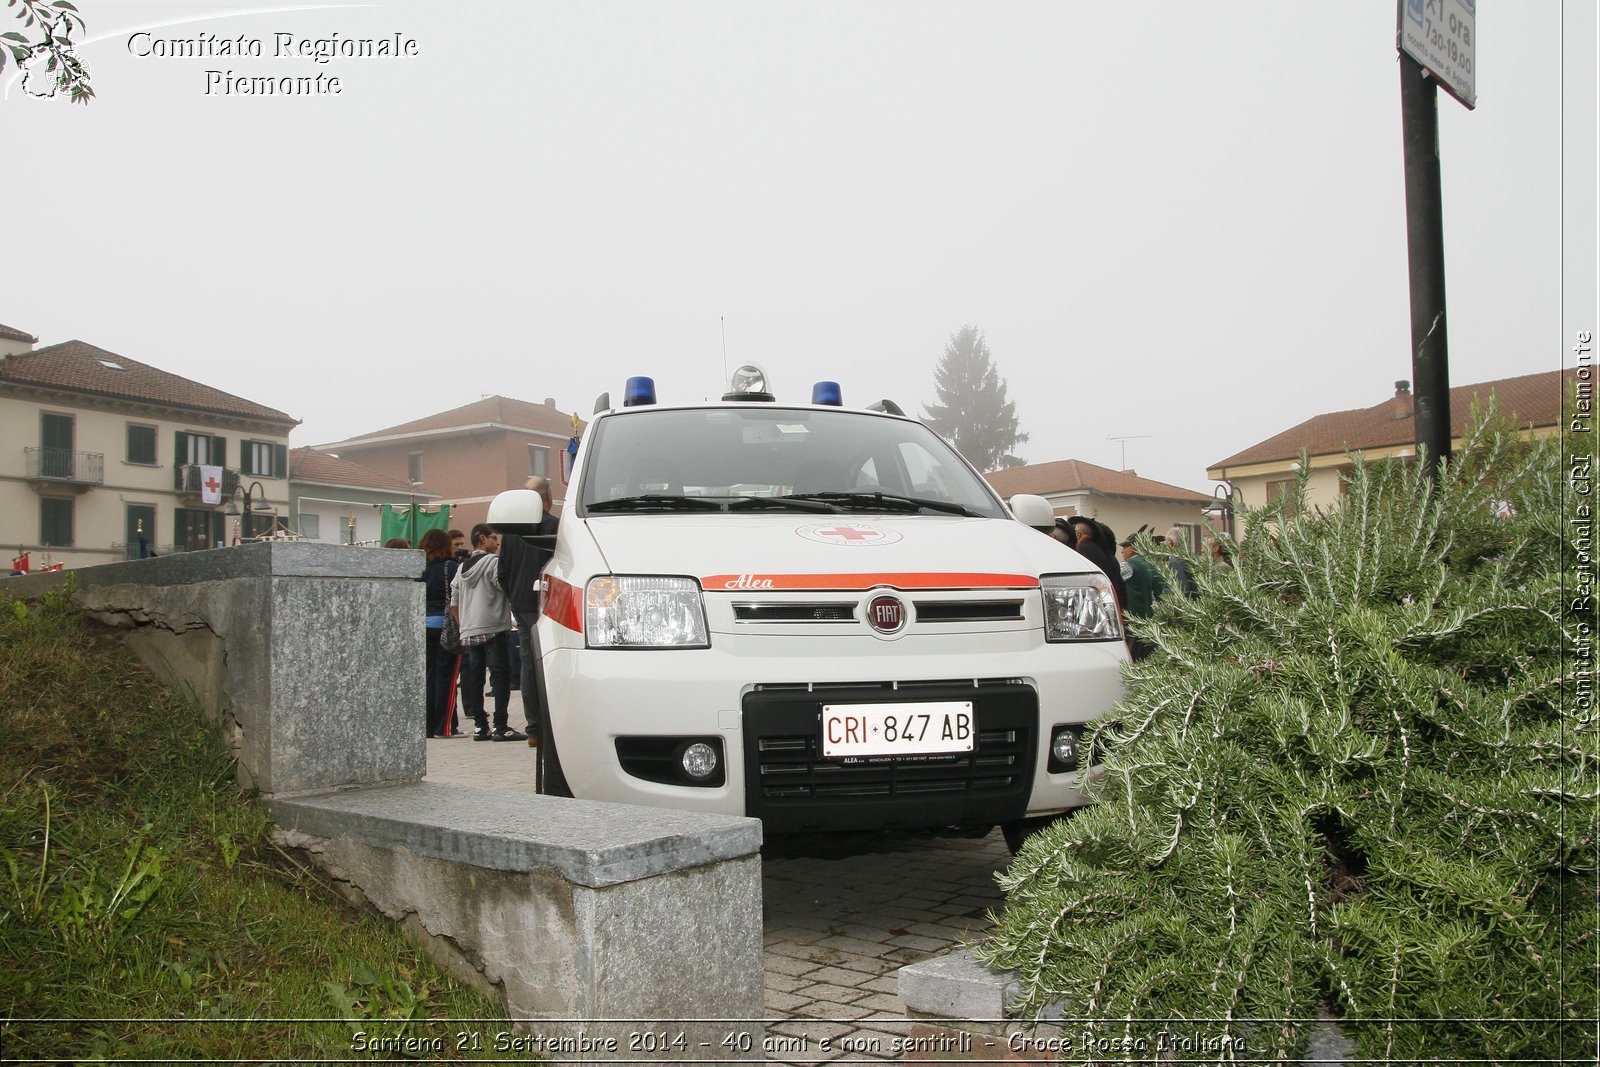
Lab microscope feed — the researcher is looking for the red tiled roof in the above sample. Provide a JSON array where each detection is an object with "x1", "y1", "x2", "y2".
[
  {"x1": 0, "y1": 340, "x2": 297, "y2": 425},
  {"x1": 337, "y1": 395, "x2": 581, "y2": 443},
  {"x1": 290, "y1": 447, "x2": 431, "y2": 495},
  {"x1": 0, "y1": 322, "x2": 37, "y2": 343},
  {"x1": 1208, "y1": 368, "x2": 1574, "y2": 471},
  {"x1": 985, "y1": 459, "x2": 1212, "y2": 503}
]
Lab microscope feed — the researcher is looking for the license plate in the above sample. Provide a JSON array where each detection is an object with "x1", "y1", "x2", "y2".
[{"x1": 821, "y1": 701, "x2": 974, "y2": 758}]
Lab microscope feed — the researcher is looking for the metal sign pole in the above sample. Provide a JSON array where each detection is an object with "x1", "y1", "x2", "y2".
[{"x1": 1399, "y1": 49, "x2": 1452, "y2": 484}]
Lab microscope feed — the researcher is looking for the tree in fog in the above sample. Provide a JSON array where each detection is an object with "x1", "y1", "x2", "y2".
[{"x1": 921, "y1": 325, "x2": 1029, "y2": 472}]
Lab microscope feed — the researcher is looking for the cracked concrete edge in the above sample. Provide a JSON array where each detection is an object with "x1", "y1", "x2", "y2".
[
  {"x1": 272, "y1": 827, "x2": 516, "y2": 1022},
  {"x1": 2, "y1": 542, "x2": 422, "y2": 595}
]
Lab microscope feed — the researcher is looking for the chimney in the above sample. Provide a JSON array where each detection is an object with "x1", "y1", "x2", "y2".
[
  {"x1": 1391, "y1": 379, "x2": 1414, "y2": 419},
  {"x1": 544, "y1": 397, "x2": 556, "y2": 407}
]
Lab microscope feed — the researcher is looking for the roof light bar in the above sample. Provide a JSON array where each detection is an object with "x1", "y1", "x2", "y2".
[
  {"x1": 811, "y1": 381, "x2": 843, "y2": 406},
  {"x1": 623, "y1": 376, "x2": 657, "y2": 407},
  {"x1": 723, "y1": 363, "x2": 775, "y2": 402}
]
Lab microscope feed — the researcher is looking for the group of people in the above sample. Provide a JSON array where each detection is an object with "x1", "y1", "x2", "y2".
[
  {"x1": 1049, "y1": 516, "x2": 1204, "y2": 661},
  {"x1": 419, "y1": 476, "x2": 559, "y2": 743}
]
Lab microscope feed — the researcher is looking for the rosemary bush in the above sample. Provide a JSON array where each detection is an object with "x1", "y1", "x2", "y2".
[{"x1": 982, "y1": 412, "x2": 1596, "y2": 1063}]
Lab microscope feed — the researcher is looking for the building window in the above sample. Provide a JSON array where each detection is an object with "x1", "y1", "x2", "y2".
[
  {"x1": 1265, "y1": 478, "x2": 1298, "y2": 518},
  {"x1": 529, "y1": 445, "x2": 549, "y2": 478},
  {"x1": 174, "y1": 508, "x2": 225, "y2": 553},
  {"x1": 299, "y1": 513, "x2": 321, "y2": 539},
  {"x1": 241, "y1": 440, "x2": 287, "y2": 478},
  {"x1": 40, "y1": 497, "x2": 74, "y2": 547},
  {"x1": 125, "y1": 504, "x2": 156, "y2": 559},
  {"x1": 39, "y1": 412, "x2": 75, "y2": 478},
  {"x1": 127, "y1": 424, "x2": 158, "y2": 466},
  {"x1": 176, "y1": 431, "x2": 226, "y2": 468},
  {"x1": 407, "y1": 452, "x2": 424, "y2": 485}
]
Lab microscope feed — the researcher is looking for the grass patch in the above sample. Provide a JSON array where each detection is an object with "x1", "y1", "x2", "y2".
[{"x1": 0, "y1": 583, "x2": 515, "y2": 1060}]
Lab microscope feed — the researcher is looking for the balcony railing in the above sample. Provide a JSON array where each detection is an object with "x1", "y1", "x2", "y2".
[
  {"x1": 174, "y1": 464, "x2": 240, "y2": 497},
  {"x1": 24, "y1": 447, "x2": 104, "y2": 486}
]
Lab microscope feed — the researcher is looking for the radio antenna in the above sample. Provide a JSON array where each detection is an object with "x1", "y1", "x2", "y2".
[
  {"x1": 720, "y1": 316, "x2": 729, "y2": 383},
  {"x1": 1107, "y1": 433, "x2": 1150, "y2": 470}
]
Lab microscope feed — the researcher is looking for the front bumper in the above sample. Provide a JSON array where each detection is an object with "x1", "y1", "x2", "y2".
[{"x1": 540, "y1": 627, "x2": 1125, "y2": 829}]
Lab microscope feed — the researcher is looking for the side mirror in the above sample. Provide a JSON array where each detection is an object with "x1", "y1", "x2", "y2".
[
  {"x1": 487, "y1": 489, "x2": 545, "y2": 536},
  {"x1": 1008, "y1": 494, "x2": 1056, "y2": 531}
]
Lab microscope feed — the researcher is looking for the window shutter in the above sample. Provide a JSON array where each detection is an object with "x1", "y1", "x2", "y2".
[
  {"x1": 212, "y1": 436, "x2": 227, "y2": 469},
  {"x1": 274, "y1": 444, "x2": 288, "y2": 479},
  {"x1": 175, "y1": 431, "x2": 189, "y2": 464},
  {"x1": 240, "y1": 439, "x2": 255, "y2": 475}
]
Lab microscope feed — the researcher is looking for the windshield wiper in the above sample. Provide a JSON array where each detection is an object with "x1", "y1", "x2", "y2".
[
  {"x1": 586, "y1": 494, "x2": 726, "y2": 513},
  {"x1": 727, "y1": 495, "x2": 844, "y2": 513},
  {"x1": 782, "y1": 492, "x2": 980, "y2": 517}
]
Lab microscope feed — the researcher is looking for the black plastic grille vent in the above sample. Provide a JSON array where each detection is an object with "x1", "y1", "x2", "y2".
[{"x1": 741, "y1": 680, "x2": 1038, "y2": 833}]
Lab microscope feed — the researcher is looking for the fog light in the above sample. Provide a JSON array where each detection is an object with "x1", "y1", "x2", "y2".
[
  {"x1": 1050, "y1": 726, "x2": 1081, "y2": 771},
  {"x1": 681, "y1": 742, "x2": 719, "y2": 781}
]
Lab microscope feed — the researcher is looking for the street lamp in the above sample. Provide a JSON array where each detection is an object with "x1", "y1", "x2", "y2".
[
  {"x1": 1202, "y1": 482, "x2": 1243, "y2": 540},
  {"x1": 225, "y1": 480, "x2": 274, "y2": 544}
]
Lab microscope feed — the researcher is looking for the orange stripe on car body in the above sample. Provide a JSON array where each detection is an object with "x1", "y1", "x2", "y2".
[{"x1": 702, "y1": 572, "x2": 1041, "y2": 592}]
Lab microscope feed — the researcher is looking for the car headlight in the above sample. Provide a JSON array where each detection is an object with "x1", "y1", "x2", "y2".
[
  {"x1": 586, "y1": 575, "x2": 710, "y2": 648},
  {"x1": 1042, "y1": 573, "x2": 1122, "y2": 642}
]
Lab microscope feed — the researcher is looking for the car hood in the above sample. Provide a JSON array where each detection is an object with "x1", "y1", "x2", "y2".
[{"x1": 579, "y1": 513, "x2": 1093, "y2": 592}]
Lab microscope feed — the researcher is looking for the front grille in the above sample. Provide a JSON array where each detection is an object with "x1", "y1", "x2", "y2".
[
  {"x1": 733, "y1": 602, "x2": 856, "y2": 622},
  {"x1": 742, "y1": 680, "x2": 1037, "y2": 832},
  {"x1": 913, "y1": 599, "x2": 1025, "y2": 623}
]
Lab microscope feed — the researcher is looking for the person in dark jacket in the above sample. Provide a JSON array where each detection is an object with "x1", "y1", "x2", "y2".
[
  {"x1": 497, "y1": 476, "x2": 560, "y2": 745},
  {"x1": 1163, "y1": 526, "x2": 1199, "y2": 598},
  {"x1": 418, "y1": 528, "x2": 460, "y2": 737},
  {"x1": 1063, "y1": 516, "x2": 1127, "y2": 610},
  {"x1": 1119, "y1": 535, "x2": 1167, "y2": 661}
]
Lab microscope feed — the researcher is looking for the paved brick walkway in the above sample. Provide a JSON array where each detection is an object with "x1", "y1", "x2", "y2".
[{"x1": 424, "y1": 691, "x2": 1014, "y2": 1062}]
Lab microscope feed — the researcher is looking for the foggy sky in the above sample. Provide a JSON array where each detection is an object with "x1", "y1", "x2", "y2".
[{"x1": 5, "y1": 1, "x2": 1593, "y2": 492}]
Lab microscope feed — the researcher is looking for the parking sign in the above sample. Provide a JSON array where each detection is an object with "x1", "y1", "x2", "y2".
[{"x1": 1398, "y1": 0, "x2": 1477, "y2": 109}]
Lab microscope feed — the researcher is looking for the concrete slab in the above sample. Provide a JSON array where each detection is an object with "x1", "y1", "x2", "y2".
[{"x1": 268, "y1": 781, "x2": 761, "y2": 887}]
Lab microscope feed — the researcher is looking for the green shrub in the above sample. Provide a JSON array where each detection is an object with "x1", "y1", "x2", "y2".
[
  {"x1": 0, "y1": 584, "x2": 508, "y2": 1059},
  {"x1": 982, "y1": 412, "x2": 1596, "y2": 1063}
]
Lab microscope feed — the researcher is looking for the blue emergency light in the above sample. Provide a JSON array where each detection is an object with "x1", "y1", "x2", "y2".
[
  {"x1": 623, "y1": 376, "x2": 657, "y2": 407},
  {"x1": 811, "y1": 381, "x2": 843, "y2": 406}
]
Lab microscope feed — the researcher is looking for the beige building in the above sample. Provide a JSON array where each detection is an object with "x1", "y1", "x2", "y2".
[
  {"x1": 984, "y1": 459, "x2": 1214, "y2": 550},
  {"x1": 1206, "y1": 368, "x2": 1574, "y2": 519},
  {"x1": 0, "y1": 325, "x2": 297, "y2": 569}
]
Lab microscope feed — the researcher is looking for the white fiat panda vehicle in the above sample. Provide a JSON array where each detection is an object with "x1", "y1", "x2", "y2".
[{"x1": 491, "y1": 368, "x2": 1126, "y2": 847}]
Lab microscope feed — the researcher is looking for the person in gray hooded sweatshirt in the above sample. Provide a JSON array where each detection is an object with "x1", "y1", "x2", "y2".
[{"x1": 450, "y1": 523, "x2": 524, "y2": 741}]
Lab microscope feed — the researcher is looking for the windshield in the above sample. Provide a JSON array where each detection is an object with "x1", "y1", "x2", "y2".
[{"x1": 578, "y1": 406, "x2": 1007, "y2": 519}]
